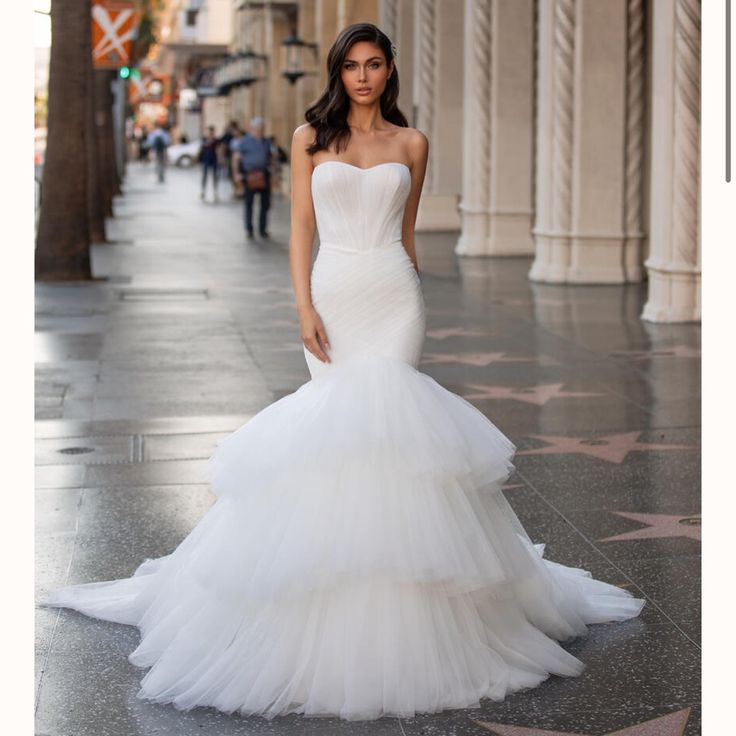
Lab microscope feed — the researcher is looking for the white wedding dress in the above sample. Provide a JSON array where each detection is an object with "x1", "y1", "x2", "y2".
[{"x1": 41, "y1": 161, "x2": 645, "y2": 721}]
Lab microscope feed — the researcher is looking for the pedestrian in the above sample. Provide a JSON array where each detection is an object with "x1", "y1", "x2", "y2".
[
  {"x1": 147, "y1": 122, "x2": 171, "y2": 183},
  {"x1": 199, "y1": 125, "x2": 219, "y2": 200},
  {"x1": 267, "y1": 135, "x2": 289, "y2": 194},
  {"x1": 218, "y1": 121, "x2": 240, "y2": 184},
  {"x1": 231, "y1": 116, "x2": 273, "y2": 240},
  {"x1": 138, "y1": 125, "x2": 150, "y2": 161}
]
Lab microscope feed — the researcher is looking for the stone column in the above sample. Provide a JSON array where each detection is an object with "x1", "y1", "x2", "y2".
[
  {"x1": 530, "y1": 0, "x2": 647, "y2": 283},
  {"x1": 342, "y1": 0, "x2": 378, "y2": 26},
  {"x1": 295, "y1": 0, "x2": 318, "y2": 126},
  {"x1": 455, "y1": 0, "x2": 536, "y2": 256},
  {"x1": 379, "y1": 0, "x2": 399, "y2": 41},
  {"x1": 379, "y1": 0, "x2": 413, "y2": 118},
  {"x1": 641, "y1": 0, "x2": 701, "y2": 322},
  {"x1": 413, "y1": 0, "x2": 463, "y2": 231}
]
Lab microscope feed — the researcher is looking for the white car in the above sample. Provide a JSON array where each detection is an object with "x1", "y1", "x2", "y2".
[{"x1": 166, "y1": 140, "x2": 201, "y2": 167}]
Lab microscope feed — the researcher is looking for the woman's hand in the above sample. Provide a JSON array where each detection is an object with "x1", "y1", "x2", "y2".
[{"x1": 298, "y1": 304, "x2": 331, "y2": 363}]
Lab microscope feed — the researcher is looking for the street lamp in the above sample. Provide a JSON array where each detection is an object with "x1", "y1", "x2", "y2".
[{"x1": 280, "y1": 31, "x2": 318, "y2": 85}]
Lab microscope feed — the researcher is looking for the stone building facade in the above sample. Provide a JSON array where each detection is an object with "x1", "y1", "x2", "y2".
[{"x1": 218, "y1": 0, "x2": 701, "y2": 323}]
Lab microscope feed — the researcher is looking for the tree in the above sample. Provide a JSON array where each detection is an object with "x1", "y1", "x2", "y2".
[
  {"x1": 93, "y1": 69, "x2": 119, "y2": 219},
  {"x1": 36, "y1": 0, "x2": 92, "y2": 280},
  {"x1": 131, "y1": 0, "x2": 163, "y2": 65},
  {"x1": 87, "y1": 61, "x2": 107, "y2": 244}
]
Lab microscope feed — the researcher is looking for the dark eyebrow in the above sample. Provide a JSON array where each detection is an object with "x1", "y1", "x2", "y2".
[{"x1": 343, "y1": 57, "x2": 383, "y2": 63}]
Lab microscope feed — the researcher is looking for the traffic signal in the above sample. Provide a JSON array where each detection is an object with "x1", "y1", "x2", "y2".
[{"x1": 119, "y1": 66, "x2": 131, "y2": 79}]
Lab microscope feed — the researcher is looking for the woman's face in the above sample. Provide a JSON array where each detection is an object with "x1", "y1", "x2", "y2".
[{"x1": 340, "y1": 41, "x2": 392, "y2": 107}]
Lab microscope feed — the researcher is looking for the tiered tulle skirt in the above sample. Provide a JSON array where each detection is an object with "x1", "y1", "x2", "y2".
[
  {"x1": 43, "y1": 352, "x2": 645, "y2": 720},
  {"x1": 42, "y1": 241, "x2": 644, "y2": 720}
]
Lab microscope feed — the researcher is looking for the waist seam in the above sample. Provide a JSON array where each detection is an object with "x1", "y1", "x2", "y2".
[{"x1": 318, "y1": 238, "x2": 403, "y2": 254}]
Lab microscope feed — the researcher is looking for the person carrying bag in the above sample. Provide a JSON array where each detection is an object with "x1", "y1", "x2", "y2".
[{"x1": 231, "y1": 117, "x2": 273, "y2": 238}]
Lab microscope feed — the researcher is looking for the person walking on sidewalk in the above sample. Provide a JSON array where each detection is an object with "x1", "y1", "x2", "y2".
[
  {"x1": 147, "y1": 122, "x2": 171, "y2": 183},
  {"x1": 218, "y1": 121, "x2": 240, "y2": 182},
  {"x1": 231, "y1": 116, "x2": 273, "y2": 239},
  {"x1": 200, "y1": 126, "x2": 220, "y2": 201}
]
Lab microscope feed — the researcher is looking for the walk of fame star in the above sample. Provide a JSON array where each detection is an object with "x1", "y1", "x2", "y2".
[
  {"x1": 472, "y1": 707, "x2": 691, "y2": 735},
  {"x1": 421, "y1": 352, "x2": 537, "y2": 367},
  {"x1": 502, "y1": 483, "x2": 524, "y2": 491},
  {"x1": 427, "y1": 327, "x2": 489, "y2": 340},
  {"x1": 609, "y1": 345, "x2": 700, "y2": 360},
  {"x1": 462, "y1": 383, "x2": 604, "y2": 405},
  {"x1": 600, "y1": 511, "x2": 701, "y2": 542},
  {"x1": 517, "y1": 431, "x2": 697, "y2": 464}
]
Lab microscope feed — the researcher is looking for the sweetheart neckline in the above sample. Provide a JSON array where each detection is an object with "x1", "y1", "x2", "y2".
[{"x1": 312, "y1": 161, "x2": 410, "y2": 174}]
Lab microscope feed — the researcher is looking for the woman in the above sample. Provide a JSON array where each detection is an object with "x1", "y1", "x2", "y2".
[{"x1": 41, "y1": 23, "x2": 644, "y2": 721}]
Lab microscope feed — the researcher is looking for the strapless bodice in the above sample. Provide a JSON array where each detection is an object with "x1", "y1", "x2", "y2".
[{"x1": 311, "y1": 161, "x2": 411, "y2": 252}]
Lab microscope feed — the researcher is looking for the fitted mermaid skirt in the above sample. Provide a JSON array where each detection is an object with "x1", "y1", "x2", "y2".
[{"x1": 41, "y1": 161, "x2": 645, "y2": 721}]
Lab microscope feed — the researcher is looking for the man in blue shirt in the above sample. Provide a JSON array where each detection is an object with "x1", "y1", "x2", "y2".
[{"x1": 231, "y1": 117, "x2": 274, "y2": 239}]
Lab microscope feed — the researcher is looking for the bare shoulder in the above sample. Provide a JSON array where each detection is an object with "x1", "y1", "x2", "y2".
[
  {"x1": 292, "y1": 123, "x2": 317, "y2": 147},
  {"x1": 400, "y1": 127, "x2": 429, "y2": 168},
  {"x1": 402, "y1": 127, "x2": 428, "y2": 152}
]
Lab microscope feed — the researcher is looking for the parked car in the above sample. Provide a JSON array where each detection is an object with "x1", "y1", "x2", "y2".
[{"x1": 167, "y1": 140, "x2": 201, "y2": 167}]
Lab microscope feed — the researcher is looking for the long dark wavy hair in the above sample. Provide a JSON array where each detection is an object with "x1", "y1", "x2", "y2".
[{"x1": 304, "y1": 23, "x2": 408, "y2": 155}]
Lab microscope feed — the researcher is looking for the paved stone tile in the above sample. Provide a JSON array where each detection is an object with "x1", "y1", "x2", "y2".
[
  {"x1": 36, "y1": 530, "x2": 77, "y2": 598},
  {"x1": 35, "y1": 414, "x2": 253, "y2": 440},
  {"x1": 462, "y1": 622, "x2": 700, "y2": 716},
  {"x1": 82, "y1": 458, "x2": 211, "y2": 488},
  {"x1": 65, "y1": 485, "x2": 215, "y2": 584},
  {"x1": 37, "y1": 614, "x2": 404, "y2": 735},
  {"x1": 36, "y1": 487, "x2": 84, "y2": 535},
  {"x1": 36, "y1": 463, "x2": 86, "y2": 490},
  {"x1": 559, "y1": 508, "x2": 701, "y2": 563},
  {"x1": 613, "y1": 556, "x2": 701, "y2": 629},
  {"x1": 400, "y1": 704, "x2": 700, "y2": 735},
  {"x1": 142, "y1": 431, "x2": 231, "y2": 461},
  {"x1": 35, "y1": 332, "x2": 104, "y2": 362},
  {"x1": 36, "y1": 435, "x2": 133, "y2": 466}
]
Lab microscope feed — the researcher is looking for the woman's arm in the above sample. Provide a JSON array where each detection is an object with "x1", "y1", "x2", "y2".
[
  {"x1": 401, "y1": 129, "x2": 429, "y2": 274},
  {"x1": 289, "y1": 124, "x2": 331, "y2": 363}
]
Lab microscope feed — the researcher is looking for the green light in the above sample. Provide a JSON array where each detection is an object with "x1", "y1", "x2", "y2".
[
  {"x1": 119, "y1": 66, "x2": 131, "y2": 79},
  {"x1": 131, "y1": 68, "x2": 141, "y2": 80}
]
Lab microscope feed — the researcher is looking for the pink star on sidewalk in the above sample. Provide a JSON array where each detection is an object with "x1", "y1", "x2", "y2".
[
  {"x1": 462, "y1": 383, "x2": 604, "y2": 406},
  {"x1": 426, "y1": 327, "x2": 489, "y2": 340},
  {"x1": 517, "y1": 431, "x2": 697, "y2": 464},
  {"x1": 421, "y1": 352, "x2": 536, "y2": 367},
  {"x1": 473, "y1": 707, "x2": 691, "y2": 735},
  {"x1": 610, "y1": 345, "x2": 700, "y2": 360},
  {"x1": 600, "y1": 511, "x2": 701, "y2": 542}
]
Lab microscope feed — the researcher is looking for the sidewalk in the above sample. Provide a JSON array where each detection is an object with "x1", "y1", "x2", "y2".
[{"x1": 36, "y1": 162, "x2": 701, "y2": 735}]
